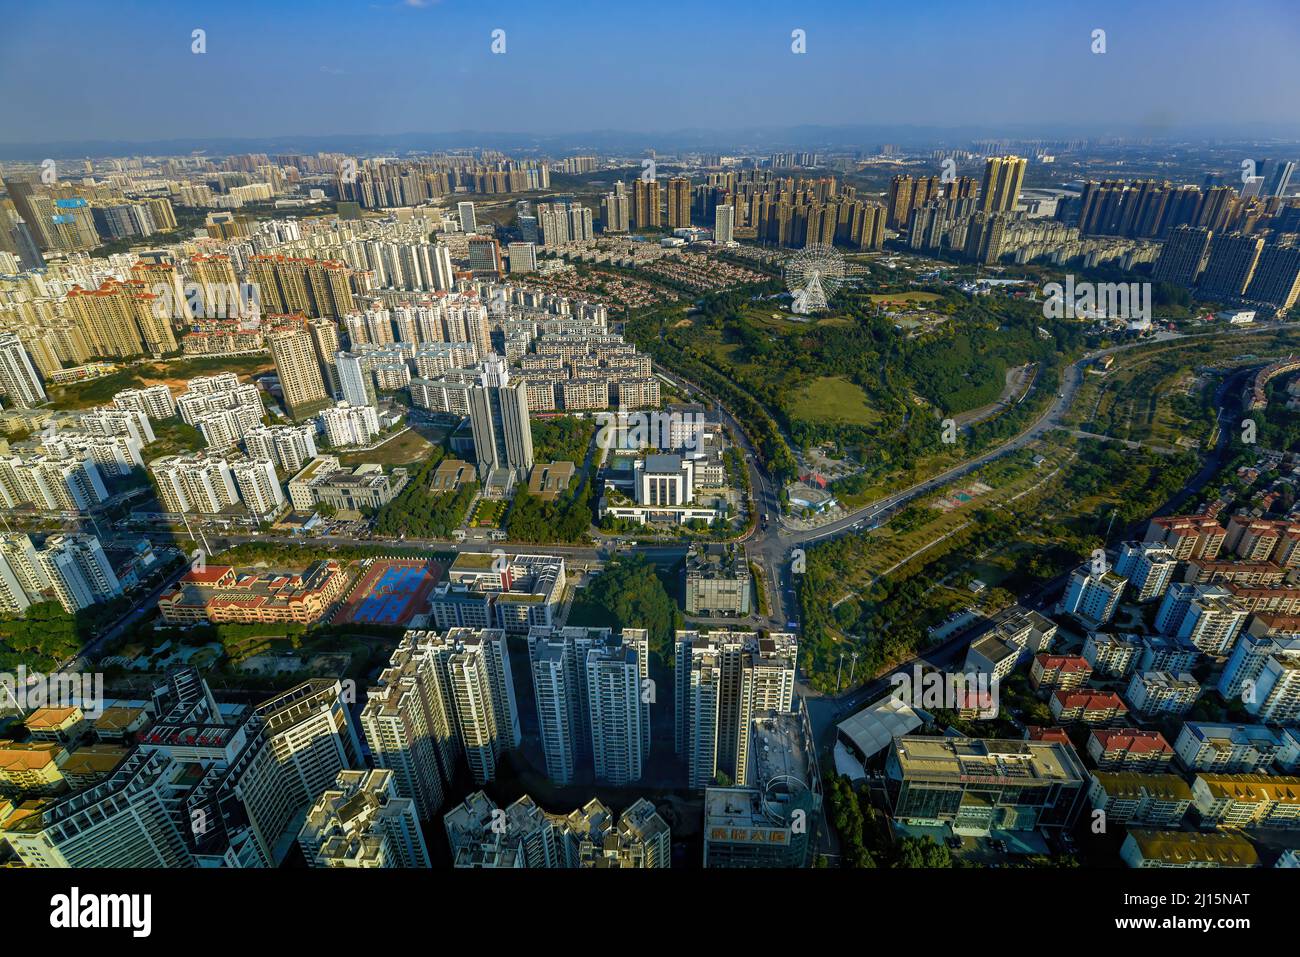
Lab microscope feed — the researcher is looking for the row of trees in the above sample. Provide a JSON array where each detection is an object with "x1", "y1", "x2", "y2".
[
  {"x1": 505, "y1": 481, "x2": 593, "y2": 543},
  {"x1": 373, "y1": 451, "x2": 477, "y2": 539}
]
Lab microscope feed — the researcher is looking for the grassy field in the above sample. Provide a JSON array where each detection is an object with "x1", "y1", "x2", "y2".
[
  {"x1": 337, "y1": 425, "x2": 441, "y2": 469},
  {"x1": 742, "y1": 303, "x2": 856, "y2": 331},
  {"x1": 470, "y1": 499, "x2": 506, "y2": 528},
  {"x1": 867, "y1": 291, "x2": 943, "y2": 305},
  {"x1": 788, "y1": 376, "x2": 880, "y2": 427},
  {"x1": 142, "y1": 420, "x2": 205, "y2": 458}
]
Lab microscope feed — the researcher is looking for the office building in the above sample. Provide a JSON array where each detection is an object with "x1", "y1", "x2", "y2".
[
  {"x1": 704, "y1": 706, "x2": 822, "y2": 867},
  {"x1": 885, "y1": 735, "x2": 1088, "y2": 834},
  {"x1": 508, "y1": 242, "x2": 537, "y2": 274},
  {"x1": 458, "y1": 202, "x2": 477, "y2": 233},
  {"x1": 684, "y1": 543, "x2": 752, "y2": 616}
]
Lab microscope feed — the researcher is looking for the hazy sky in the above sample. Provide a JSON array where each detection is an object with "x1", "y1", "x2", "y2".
[{"x1": 3, "y1": 0, "x2": 1299, "y2": 145}]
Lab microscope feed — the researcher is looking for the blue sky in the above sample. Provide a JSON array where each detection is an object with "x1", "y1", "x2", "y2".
[{"x1": 2, "y1": 0, "x2": 1299, "y2": 145}]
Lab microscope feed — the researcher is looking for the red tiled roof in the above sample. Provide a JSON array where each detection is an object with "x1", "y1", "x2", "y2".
[{"x1": 1091, "y1": 729, "x2": 1172, "y2": 753}]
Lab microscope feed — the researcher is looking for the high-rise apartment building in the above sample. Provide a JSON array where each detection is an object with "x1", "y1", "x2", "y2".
[
  {"x1": 978, "y1": 155, "x2": 1027, "y2": 214},
  {"x1": 585, "y1": 630, "x2": 650, "y2": 786},
  {"x1": 1198, "y1": 232, "x2": 1264, "y2": 300},
  {"x1": 632, "y1": 178, "x2": 661, "y2": 229},
  {"x1": 362, "y1": 632, "x2": 459, "y2": 819},
  {"x1": 270, "y1": 329, "x2": 331, "y2": 419},
  {"x1": 0, "y1": 333, "x2": 47, "y2": 408},
  {"x1": 363, "y1": 628, "x2": 521, "y2": 812},
  {"x1": 675, "y1": 630, "x2": 798, "y2": 789},
  {"x1": 468, "y1": 353, "x2": 534, "y2": 481},
  {"x1": 601, "y1": 182, "x2": 630, "y2": 233},
  {"x1": 149, "y1": 453, "x2": 239, "y2": 514},
  {"x1": 65, "y1": 279, "x2": 178, "y2": 358},
  {"x1": 1245, "y1": 241, "x2": 1300, "y2": 312},
  {"x1": 714, "y1": 204, "x2": 734, "y2": 244},
  {"x1": 307, "y1": 318, "x2": 342, "y2": 397},
  {"x1": 298, "y1": 768, "x2": 431, "y2": 868},
  {"x1": 667, "y1": 176, "x2": 692, "y2": 228},
  {"x1": 231, "y1": 458, "x2": 285, "y2": 517},
  {"x1": 1152, "y1": 225, "x2": 1213, "y2": 287}
]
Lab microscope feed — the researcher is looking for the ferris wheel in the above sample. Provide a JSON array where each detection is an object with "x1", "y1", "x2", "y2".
[{"x1": 784, "y1": 243, "x2": 847, "y2": 314}]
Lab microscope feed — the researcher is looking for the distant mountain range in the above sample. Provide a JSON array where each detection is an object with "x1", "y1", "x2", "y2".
[{"x1": 3, "y1": 123, "x2": 1299, "y2": 161}]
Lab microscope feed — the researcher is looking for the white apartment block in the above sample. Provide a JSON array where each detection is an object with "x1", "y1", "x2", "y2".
[
  {"x1": 298, "y1": 768, "x2": 431, "y2": 868},
  {"x1": 320, "y1": 402, "x2": 380, "y2": 448},
  {"x1": 1124, "y1": 670, "x2": 1200, "y2": 719},
  {"x1": 37, "y1": 533, "x2": 123, "y2": 612},
  {"x1": 1246, "y1": 653, "x2": 1300, "y2": 723},
  {"x1": 149, "y1": 453, "x2": 238, "y2": 514},
  {"x1": 361, "y1": 634, "x2": 459, "y2": 820},
  {"x1": 1059, "y1": 565, "x2": 1127, "y2": 626},
  {"x1": 1083, "y1": 631, "x2": 1140, "y2": 678},
  {"x1": 112, "y1": 384, "x2": 177, "y2": 420},
  {"x1": 0, "y1": 333, "x2": 48, "y2": 408},
  {"x1": 1114, "y1": 541, "x2": 1176, "y2": 602},
  {"x1": 1174, "y1": 722, "x2": 1290, "y2": 774},
  {"x1": 586, "y1": 632, "x2": 650, "y2": 786},
  {"x1": 80, "y1": 406, "x2": 156, "y2": 446},
  {"x1": 232, "y1": 458, "x2": 285, "y2": 517},
  {"x1": 243, "y1": 424, "x2": 318, "y2": 474}
]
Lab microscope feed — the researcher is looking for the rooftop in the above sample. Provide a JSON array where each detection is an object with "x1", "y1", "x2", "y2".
[{"x1": 891, "y1": 735, "x2": 1087, "y2": 786}]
